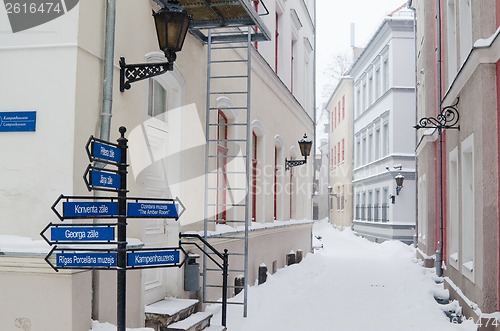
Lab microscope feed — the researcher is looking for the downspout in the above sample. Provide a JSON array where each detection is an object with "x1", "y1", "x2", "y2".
[
  {"x1": 407, "y1": 0, "x2": 418, "y2": 248},
  {"x1": 93, "y1": 0, "x2": 117, "y2": 319},
  {"x1": 436, "y1": 0, "x2": 444, "y2": 277},
  {"x1": 100, "y1": 0, "x2": 117, "y2": 142}
]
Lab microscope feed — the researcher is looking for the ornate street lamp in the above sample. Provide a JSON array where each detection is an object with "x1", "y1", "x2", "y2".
[
  {"x1": 395, "y1": 173, "x2": 404, "y2": 195},
  {"x1": 285, "y1": 134, "x2": 313, "y2": 170},
  {"x1": 120, "y1": 1, "x2": 191, "y2": 92}
]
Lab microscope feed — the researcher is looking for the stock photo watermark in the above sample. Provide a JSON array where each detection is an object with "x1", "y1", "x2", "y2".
[{"x1": 3, "y1": 0, "x2": 78, "y2": 33}]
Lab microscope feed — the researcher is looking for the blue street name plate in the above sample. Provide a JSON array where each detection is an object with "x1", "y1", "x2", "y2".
[
  {"x1": 0, "y1": 111, "x2": 36, "y2": 132},
  {"x1": 90, "y1": 169, "x2": 120, "y2": 190},
  {"x1": 127, "y1": 202, "x2": 179, "y2": 218},
  {"x1": 127, "y1": 250, "x2": 180, "y2": 267},
  {"x1": 92, "y1": 140, "x2": 121, "y2": 163},
  {"x1": 63, "y1": 201, "x2": 118, "y2": 218},
  {"x1": 51, "y1": 226, "x2": 115, "y2": 242},
  {"x1": 56, "y1": 252, "x2": 117, "y2": 268}
]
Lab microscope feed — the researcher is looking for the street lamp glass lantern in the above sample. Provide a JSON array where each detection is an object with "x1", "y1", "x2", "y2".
[
  {"x1": 153, "y1": 2, "x2": 190, "y2": 63},
  {"x1": 298, "y1": 134, "x2": 312, "y2": 158},
  {"x1": 395, "y1": 173, "x2": 404, "y2": 187}
]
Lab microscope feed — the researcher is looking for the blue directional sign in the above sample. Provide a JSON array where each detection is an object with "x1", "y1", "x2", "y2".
[
  {"x1": 127, "y1": 250, "x2": 180, "y2": 267},
  {"x1": 90, "y1": 140, "x2": 122, "y2": 164},
  {"x1": 51, "y1": 226, "x2": 115, "y2": 242},
  {"x1": 0, "y1": 111, "x2": 36, "y2": 132},
  {"x1": 127, "y1": 202, "x2": 179, "y2": 218},
  {"x1": 63, "y1": 201, "x2": 119, "y2": 218},
  {"x1": 56, "y1": 252, "x2": 117, "y2": 268},
  {"x1": 86, "y1": 168, "x2": 121, "y2": 190}
]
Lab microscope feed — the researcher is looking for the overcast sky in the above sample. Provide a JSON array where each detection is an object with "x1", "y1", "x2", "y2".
[{"x1": 315, "y1": 0, "x2": 409, "y2": 106}]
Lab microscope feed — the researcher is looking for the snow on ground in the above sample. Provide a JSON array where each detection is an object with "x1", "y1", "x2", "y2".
[
  {"x1": 90, "y1": 219, "x2": 477, "y2": 331},
  {"x1": 206, "y1": 219, "x2": 477, "y2": 331}
]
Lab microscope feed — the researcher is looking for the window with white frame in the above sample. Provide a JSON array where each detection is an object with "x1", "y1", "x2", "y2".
[
  {"x1": 148, "y1": 79, "x2": 167, "y2": 118},
  {"x1": 382, "y1": 56, "x2": 389, "y2": 92},
  {"x1": 375, "y1": 65, "x2": 381, "y2": 99},
  {"x1": 368, "y1": 74, "x2": 373, "y2": 106},
  {"x1": 447, "y1": 0, "x2": 458, "y2": 83},
  {"x1": 449, "y1": 147, "x2": 459, "y2": 268},
  {"x1": 375, "y1": 125, "x2": 381, "y2": 160},
  {"x1": 382, "y1": 121, "x2": 389, "y2": 156},
  {"x1": 461, "y1": 134, "x2": 474, "y2": 280},
  {"x1": 418, "y1": 175, "x2": 427, "y2": 243},
  {"x1": 355, "y1": 87, "x2": 361, "y2": 117},
  {"x1": 458, "y1": 0, "x2": 472, "y2": 66},
  {"x1": 355, "y1": 137, "x2": 361, "y2": 167}
]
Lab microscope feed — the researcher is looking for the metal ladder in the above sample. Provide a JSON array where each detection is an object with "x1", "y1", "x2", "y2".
[{"x1": 202, "y1": 26, "x2": 254, "y2": 317}]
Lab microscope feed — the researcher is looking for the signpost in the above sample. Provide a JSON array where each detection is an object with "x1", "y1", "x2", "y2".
[
  {"x1": 41, "y1": 127, "x2": 188, "y2": 331},
  {"x1": 40, "y1": 222, "x2": 116, "y2": 245},
  {"x1": 127, "y1": 248, "x2": 181, "y2": 268},
  {"x1": 84, "y1": 166, "x2": 121, "y2": 191}
]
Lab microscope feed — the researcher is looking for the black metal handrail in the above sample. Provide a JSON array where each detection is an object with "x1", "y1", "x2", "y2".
[{"x1": 179, "y1": 233, "x2": 228, "y2": 327}]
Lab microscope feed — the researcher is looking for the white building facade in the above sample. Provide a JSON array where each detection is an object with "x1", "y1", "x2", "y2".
[
  {"x1": 0, "y1": 1, "x2": 315, "y2": 330},
  {"x1": 350, "y1": 10, "x2": 416, "y2": 244}
]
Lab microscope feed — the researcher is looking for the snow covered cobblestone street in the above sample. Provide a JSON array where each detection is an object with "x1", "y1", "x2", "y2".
[
  {"x1": 90, "y1": 219, "x2": 477, "y2": 331},
  {"x1": 206, "y1": 219, "x2": 477, "y2": 331}
]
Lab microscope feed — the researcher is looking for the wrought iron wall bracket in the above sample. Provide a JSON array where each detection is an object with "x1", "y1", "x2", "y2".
[
  {"x1": 119, "y1": 56, "x2": 173, "y2": 92},
  {"x1": 285, "y1": 158, "x2": 306, "y2": 171},
  {"x1": 414, "y1": 98, "x2": 461, "y2": 131}
]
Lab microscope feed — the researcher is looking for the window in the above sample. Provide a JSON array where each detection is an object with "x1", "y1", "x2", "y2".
[
  {"x1": 148, "y1": 79, "x2": 167, "y2": 118},
  {"x1": 356, "y1": 139, "x2": 361, "y2": 167},
  {"x1": 253, "y1": 0, "x2": 260, "y2": 49},
  {"x1": 375, "y1": 126, "x2": 381, "y2": 160},
  {"x1": 418, "y1": 175, "x2": 427, "y2": 243},
  {"x1": 274, "y1": 147, "x2": 278, "y2": 220},
  {"x1": 337, "y1": 101, "x2": 341, "y2": 124},
  {"x1": 368, "y1": 131, "x2": 373, "y2": 163},
  {"x1": 337, "y1": 142, "x2": 340, "y2": 166},
  {"x1": 458, "y1": 0, "x2": 472, "y2": 65},
  {"x1": 356, "y1": 88, "x2": 361, "y2": 117},
  {"x1": 375, "y1": 66, "x2": 380, "y2": 98},
  {"x1": 447, "y1": 0, "x2": 458, "y2": 83},
  {"x1": 342, "y1": 95, "x2": 345, "y2": 119},
  {"x1": 383, "y1": 122, "x2": 389, "y2": 156},
  {"x1": 275, "y1": 11, "x2": 281, "y2": 74},
  {"x1": 341, "y1": 139, "x2": 345, "y2": 162},
  {"x1": 216, "y1": 111, "x2": 229, "y2": 223},
  {"x1": 368, "y1": 75, "x2": 373, "y2": 106},
  {"x1": 291, "y1": 39, "x2": 297, "y2": 92},
  {"x1": 334, "y1": 106, "x2": 337, "y2": 128},
  {"x1": 333, "y1": 145, "x2": 337, "y2": 166},
  {"x1": 252, "y1": 132, "x2": 258, "y2": 222},
  {"x1": 449, "y1": 148, "x2": 459, "y2": 267},
  {"x1": 383, "y1": 58, "x2": 389, "y2": 92},
  {"x1": 461, "y1": 135, "x2": 474, "y2": 280}
]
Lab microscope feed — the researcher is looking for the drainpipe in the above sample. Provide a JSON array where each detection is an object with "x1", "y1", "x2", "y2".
[
  {"x1": 100, "y1": 0, "x2": 117, "y2": 142},
  {"x1": 93, "y1": 0, "x2": 117, "y2": 320},
  {"x1": 407, "y1": 0, "x2": 418, "y2": 248},
  {"x1": 435, "y1": 0, "x2": 444, "y2": 277}
]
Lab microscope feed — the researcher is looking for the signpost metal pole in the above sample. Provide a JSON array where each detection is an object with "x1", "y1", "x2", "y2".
[{"x1": 116, "y1": 127, "x2": 127, "y2": 331}]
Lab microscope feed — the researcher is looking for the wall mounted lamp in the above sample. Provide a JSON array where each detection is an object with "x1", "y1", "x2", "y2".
[
  {"x1": 285, "y1": 134, "x2": 313, "y2": 171},
  {"x1": 120, "y1": 0, "x2": 191, "y2": 92},
  {"x1": 386, "y1": 166, "x2": 404, "y2": 203}
]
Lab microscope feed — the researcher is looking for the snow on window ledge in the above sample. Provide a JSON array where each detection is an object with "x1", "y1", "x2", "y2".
[
  {"x1": 449, "y1": 252, "x2": 459, "y2": 269},
  {"x1": 462, "y1": 260, "x2": 474, "y2": 282}
]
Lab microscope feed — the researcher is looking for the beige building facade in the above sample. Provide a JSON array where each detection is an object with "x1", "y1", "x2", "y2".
[{"x1": 326, "y1": 77, "x2": 354, "y2": 229}]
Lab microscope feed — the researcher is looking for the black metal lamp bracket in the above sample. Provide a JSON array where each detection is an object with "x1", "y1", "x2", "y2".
[
  {"x1": 285, "y1": 158, "x2": 306, "y2": 171},
  {"x1": 414, "y1": 98, "x2": 460, "y2": 131},
  {"x1": 119, "y1": 56, "x2": 173, "y2": 92}
]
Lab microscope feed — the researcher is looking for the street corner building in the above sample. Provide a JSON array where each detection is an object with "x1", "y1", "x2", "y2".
[{"x1": 0, "y1": 1, "x2": 316, "y2": 330}]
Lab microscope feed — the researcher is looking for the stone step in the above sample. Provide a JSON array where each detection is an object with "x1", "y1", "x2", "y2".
[
  {"x1": 145, "y1": 298, "x2": 199, "y2": 331},
  {"x1": 166, "y1": 312, "x2": 213, "y2": 331},
  {"x1": 203, "y1": 325, "x2": 226, "y2": 331}
]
